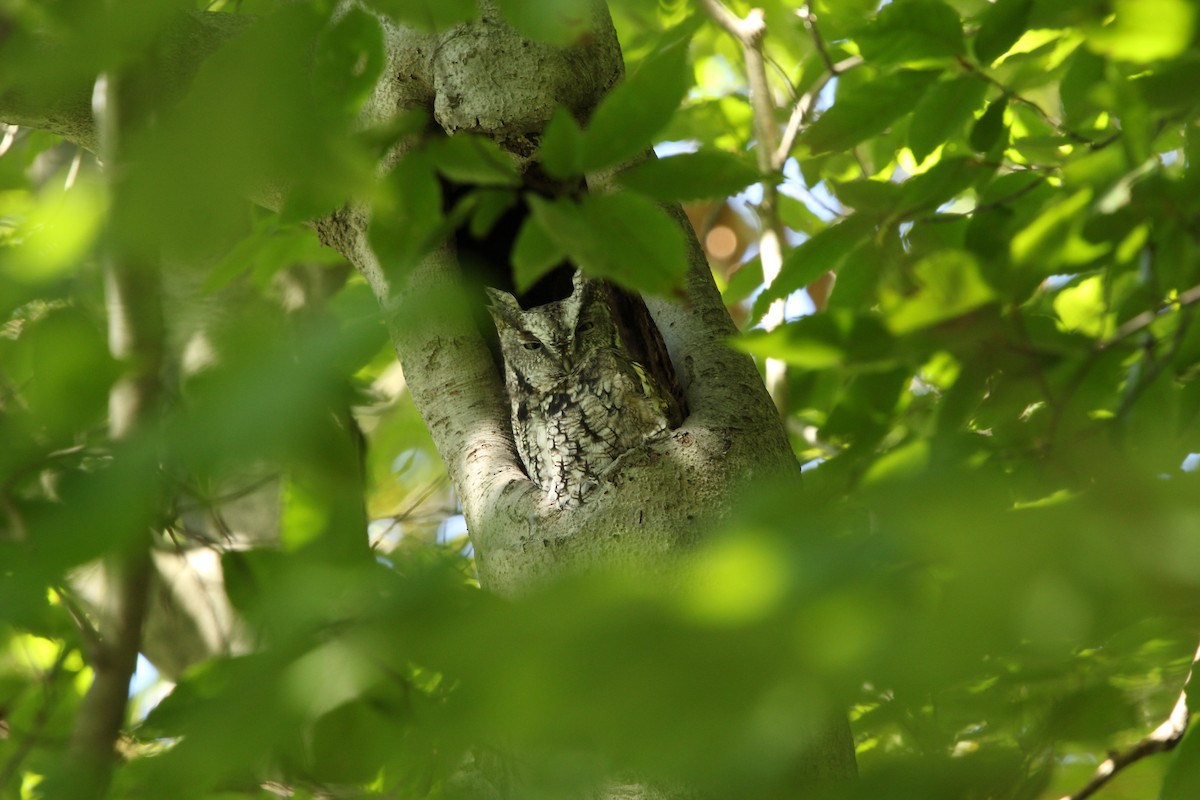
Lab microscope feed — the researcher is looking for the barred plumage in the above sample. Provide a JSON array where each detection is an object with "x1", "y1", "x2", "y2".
[{"x1": 486, "y1": 271, "x2": 682, "y2": 509}]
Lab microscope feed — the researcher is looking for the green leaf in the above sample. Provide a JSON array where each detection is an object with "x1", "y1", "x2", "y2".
[
  {"x1": 313, "y1": 7, "x2": 385, "y2": 114},
  {"x1": 512, "y1": 214, "x2": 567, "y2": 293},
  {"x1": 973, "y1": 0, "x2": 1034, "y2": 64},
  {"x1": 1085, "y1": 0, "x2": 1197, "y2": 63},
  {"x1": 855, "y1": 0, "x2": 965, "y2": 67},
  {"x1": 495, "y1": 0, "x2": 592, "y2": 46},
  {"x1": 616, "y1": 149, "x2": 761, "y2": 201},
  {"x1": 1162, "y1": 726, "x2": 1200, "y2": 800},
  {"x1": 830, "y1": 179, "x2": 902, "y2": 214},
  {"x1": 206, "y1": 220, "x2": 342, "y2": 293},
  {"x1": 755, "y1": 214, "x2": 876, "y2": 318},
  {"x1": 540, "y1": 106, "x2": 587, "y2": 178},
  {"x1": 734, "y1": 310, "x2": 896, "y2": 370},
  {"x1": 363, "y1": 0, "x2": 477, "y2": 32},
  {"x1": 881, "y1": 249, "x2": 995, "y2": 333},
  {"x1": 1060, "y1": 48, "x2": 1109, "y2": 127},
  {"x1": 812, "y1": 0, "x2": 881, "y2": 39},
  {"x1": 525, "y1": 192, "x2": 687, "y2": 293},
  {"x1": 582, "y1": 33, "x2": 693, "y2": 170},
  {"x1": 908, "y1": 76, "x2": 989, "y2": 162},
  {"x1": 735, "y1": 318, "x2": 847, "y2": 370},
  {"x1": 778, "y1": 194, "x2": 825, "y2": 236},
  {"x1": 1010, "y1": 188, "x2": 1092, "y2": 269},
  {"x1": 898, "y1": 156, "x2": 981, "y2": 215},
  {"x1": 467, "y1": 188, "x2": 519, "y2": 239},
  {"x1": 802, "y1": 70, "x2": 939, "y2": 155},
  {"x1": 862, "y1": 440, "x2": 930, "y2": 485},
  {"x1": 1133, "y1": 54, "x2": 1200, "y2": 112},
  {"x1": 280, "y1": 476, "x2": 329, "y2": 551},
  {"x1": 1053, "y1": 275, "x2": 1111, "y2": 338},
  {"x1": 970, "y1": 97, "x2": 1009, "y2": 153},
  {"x1": 368, "y1": 151, "x2": 444, "y2": 274},
  {"x1": 427, "y1": 135, "x2": 520, "y2": 186}
]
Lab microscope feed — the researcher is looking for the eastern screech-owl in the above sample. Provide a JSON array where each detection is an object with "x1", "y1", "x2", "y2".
[{"x1": 486, "y1": 271, "x2": 684, "y2": 509}]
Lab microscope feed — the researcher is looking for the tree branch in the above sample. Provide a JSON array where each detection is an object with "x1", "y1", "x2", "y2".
[
  {"x1": 696, "y1": 0, "x2": 791, "y2": 413},
  {"x1": 61, "y1": 65, "x2": 162, "y2": 800},
  {"x1": 1060, "y1": 639, "x2": 1200, "y2": 800}
]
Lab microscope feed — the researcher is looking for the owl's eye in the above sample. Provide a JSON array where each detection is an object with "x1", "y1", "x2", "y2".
[
  {"x1": 522, "y1": 341, "x2": 543, "y2": 351},
  {"x1": 576, "y1": 321, "x2": 594, "y2": 335}
]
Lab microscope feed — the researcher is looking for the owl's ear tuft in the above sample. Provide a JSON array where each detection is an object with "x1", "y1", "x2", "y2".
[
  {"x1": 570, "y1": 268, "x2": 587, "y2": 294},
  {"x1": 485, "y1": 287, "x2": 523, "y2": 327},
  {"x1": 485, "y1": 286, "x2": 520, "y2": 307}
]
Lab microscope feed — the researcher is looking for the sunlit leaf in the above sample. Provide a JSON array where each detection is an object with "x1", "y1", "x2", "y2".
[
  {"x1": 973, "y1": 0, "x2": 1034, "y2": 64},
  {"x1": 881, "y1": 249, "x2": 995, "y2": 333},
  {"x1": 1054, "y1": 276, "x2": 1112, "y2": 338},
  {"x1": 908, "y1": 75, "x2": 989, "y2": 162},
  {"x1": 581, "y1": 31, "x2": 694, "y2": 170},
  {"x1": 1085, "y1": 0, "x2": 1197, "y2": 63},
  {"x1": 802, "y1": 70, "x2": 939, "y2": 155},
  {"x1": 855, "y1": 0, "x2": 965, "y2": 67}
]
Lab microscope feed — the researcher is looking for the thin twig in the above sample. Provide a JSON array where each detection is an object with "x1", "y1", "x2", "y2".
[
  {"x1": 697, "y1": 0, "x2": 791, "y2": 413},
  {"x1": 798, "y1": 2, "x2": 839, "y2": 77},
  {"x1": 53, "y1": 585, "x2": 106, "y2": 659},
  {"x1": 955, "y1": 56, "x2": 1100, "y2": 148},
  {"x1": 916, "y1": 173, "x2": 1047, "y2": 224},
  {"x1": 1061, "y1": 639, "x2": 1200, "y2": 800},
  {"x1": 1099, "y1": 282, "x2": 1200, "y2": 350},
  {"x1": 775, "y1": 55, "x2": 862, "y2": 165},
  {"x1": 62, "y1": 67, "x2": 162, "y2": 799}
]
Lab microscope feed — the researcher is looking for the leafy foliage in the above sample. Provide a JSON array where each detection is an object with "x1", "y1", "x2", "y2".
[{"x1": 1, "y1": 0, "x2": 1199, "y2": 799}]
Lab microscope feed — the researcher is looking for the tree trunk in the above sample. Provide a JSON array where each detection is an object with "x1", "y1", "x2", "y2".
[{"x1": 331, "y1": 2, "x2": 858, "y2": 790}]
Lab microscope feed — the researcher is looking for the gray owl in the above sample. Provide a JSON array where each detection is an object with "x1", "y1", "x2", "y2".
[{"x1": 486, "y1": 271, "x2": 685, "y2": 509}]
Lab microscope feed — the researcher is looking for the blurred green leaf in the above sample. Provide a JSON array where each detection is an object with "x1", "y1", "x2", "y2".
[
  {"x1": 1163, "y1": 725, "x2": 1200, "y2": 800},
  {"x1": 495, "y1": 0, "x2": 592, "y2": 46},
  {"x1": 368, "y1": 150, "x2": 444, "y2": 274},
  {"x1": 1085, "y1": 0, "x2": 1197, "y2": 63},
  {"x1": 525, "y1": 192, "x2": 686, "y2": 294},
  {"x1": 313, "y1": 6, "x2": 386, "y2": 114},
  {"x1": 973, "y1": 0, "x2": 1034, "y2": 64},
  {"x1": 363, "y1": 0, "x2": 477, "y2": 31},
  {"x1": 881, "y1": 249, "x2": 995, "y2": 333},
  {"x1": 428, "y1": 134, "x2": 521, "y2": 187},
  {"x1": 1010, "y1": 188, "x2": 1093, "y2": 269},
  {"x1": 616, "y1": 148, "x2": 761, "y2": 201},
  {"x1": 969, "y1": 96, "x2": 1009, "y2": 153}
]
